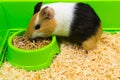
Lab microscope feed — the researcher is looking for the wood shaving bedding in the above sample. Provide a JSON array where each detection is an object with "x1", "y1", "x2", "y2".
[{"x1": 0, "y1": 32, "x2": 120, "y2": 80}]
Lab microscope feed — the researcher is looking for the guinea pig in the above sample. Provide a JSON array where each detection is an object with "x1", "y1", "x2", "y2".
[{"x1": 25, "y1": 2, "x2": 102, "y2": 51}]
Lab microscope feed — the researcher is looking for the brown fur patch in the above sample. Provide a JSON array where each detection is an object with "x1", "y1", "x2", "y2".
[
  {"x1": 82, "y1": 26, "x2": 102, "y2": 51},
  {"x1": 25, "y1": 13, "x2": 38, "y2": 39}
]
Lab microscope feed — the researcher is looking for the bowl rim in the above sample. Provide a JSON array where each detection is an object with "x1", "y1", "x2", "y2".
[{"x1": 8, "y1": 29, "x2": 56, "y2": 53}]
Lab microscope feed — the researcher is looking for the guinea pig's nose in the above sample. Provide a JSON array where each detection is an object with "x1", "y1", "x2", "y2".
[{"x1": 24, "y1": 31, "x2": 31, "y2": 40}]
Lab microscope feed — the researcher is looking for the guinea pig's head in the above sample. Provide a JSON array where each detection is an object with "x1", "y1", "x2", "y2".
[{"x1": 25, "y1": 2, "x2": 56, "y2": 39}]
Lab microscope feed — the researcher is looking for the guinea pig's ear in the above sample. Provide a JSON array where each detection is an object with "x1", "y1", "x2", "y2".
[
  {"x1": 33, "y1": 2, "x2": 42, "y2": 15},
  {"x1": 40, "y1": 6, "x2": 55, "y2": 20}
]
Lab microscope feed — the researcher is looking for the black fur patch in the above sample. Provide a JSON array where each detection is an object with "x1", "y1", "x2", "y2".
[
  {"x1": 33, "y1": 2, "x2": 42, "y2": 15},
  {"x1": 70, "y1": 3, "x2": 101, "y2": 44}
]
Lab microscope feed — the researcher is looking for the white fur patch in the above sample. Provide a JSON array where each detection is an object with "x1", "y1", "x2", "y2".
[
  {"x1": 31, "y1": 32, "x2": 37, "y2": 38},
  {"x1": 31, "y1": 32, "x2": 44, "y2": 38},
  {"x1": 42, "y1": 3, "x2": 75, "y2": 36},
  {"x1": 35, "y1": 12, "x2": 40, "y2": 25}
]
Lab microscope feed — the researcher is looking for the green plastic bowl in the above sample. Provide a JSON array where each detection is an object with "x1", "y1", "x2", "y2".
[{"x1": 7, "y1": 30, "x2": 60, "y2": 71}]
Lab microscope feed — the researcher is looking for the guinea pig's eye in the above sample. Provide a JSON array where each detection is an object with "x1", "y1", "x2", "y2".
[{"x1": 35, "y1": 24, "x2": 40, "y2": 30}]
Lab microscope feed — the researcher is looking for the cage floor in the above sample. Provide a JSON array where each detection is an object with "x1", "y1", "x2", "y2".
[{"x1": 0, "y1": 32, "x2": 120, "y2": 80}]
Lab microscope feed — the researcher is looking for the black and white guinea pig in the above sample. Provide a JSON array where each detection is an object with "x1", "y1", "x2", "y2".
[{"x1": 25, "y1": 2, "x2": 102, "y2": 51}]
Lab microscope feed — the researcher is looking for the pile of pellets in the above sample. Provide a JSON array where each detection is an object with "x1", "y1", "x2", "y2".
[{"x1": 13, "y1": 36, "x2": 51, "y2": 50}]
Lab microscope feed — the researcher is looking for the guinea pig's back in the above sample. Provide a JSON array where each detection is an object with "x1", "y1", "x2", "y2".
[
  {"x1": 69, "y1": 3, "x2": 101, "y2": 43},
  {"x1": 43, "y1": 3, "x2": 75, "y2": 23}
]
